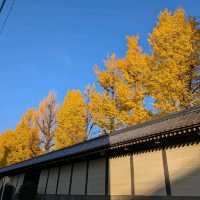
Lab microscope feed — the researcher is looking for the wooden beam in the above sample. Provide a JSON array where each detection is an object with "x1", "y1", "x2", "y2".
[
  {"x1": 105, "y1": 157, "x2": 109, "y2": 199},
  {"x1": 68, "y1": 164, "x2": 74, "y2": 195},
  {"x1": 162, "y1": 149, "x2": 171, "y2": 196},
  {"x1": 55, "y1": 167, "x2": 61, "y2": 194},
  {"x1": 85, "y1": 160, "x2": 89, "y2": 195},
  {"x1": 130, "y1": 154, "x2": 135, "y2": 196},
  {"x1": 44, "y1": 169, "x2": 50, "y2": 194}
]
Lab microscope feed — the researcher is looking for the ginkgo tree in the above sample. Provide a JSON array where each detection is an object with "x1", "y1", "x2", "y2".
[
  {"x1": 0, "y1": 130, "x2": 16, "y2": 167},
  {"x1": 118, "y1": 36, "x2": 150, "y2": 124},
  {"x1": 0, "y1": 109, "x2": 41, "y2": 167},
  {"x1": 0, "y1": 8, "x2": 199, "y2": 167},
  {"x1": 148, "y1": 8, "x2": 200, "y2": 113},
  {"x1": 88, "y1": 52, "x2": 150, "y2": 133},
  {"x1": 55, "y1": 90, "x2": 87, "y2": 149},
  {"x1": 88, "y1": 54, "x2": 126, "y2": 133},
  {"x1": 35, "y1": 92, "x2": 57, "y2": 152},
  {"x1": 13, "y1": 109, "x2": 42, "y2": 162}
]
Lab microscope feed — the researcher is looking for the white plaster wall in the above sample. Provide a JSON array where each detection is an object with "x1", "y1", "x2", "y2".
[
  {"x1": 109, "y1": 155, "x2": 131, "y2": 195},
  {"x1": 167, "y1": 143, "x2": 200, "y2": 196},
  {"x1": 134, "y1": 150, "x2": 166, "y2": 196}
]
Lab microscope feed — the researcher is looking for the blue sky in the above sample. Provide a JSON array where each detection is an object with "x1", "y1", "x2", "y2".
[{"x1": 0, "y1": 0, "x2": 199, "y2": 132}]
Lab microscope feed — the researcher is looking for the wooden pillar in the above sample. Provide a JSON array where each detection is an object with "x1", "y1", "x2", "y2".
[{"x1": 162, "y1": 149, "x2": 171, "y2": 196}]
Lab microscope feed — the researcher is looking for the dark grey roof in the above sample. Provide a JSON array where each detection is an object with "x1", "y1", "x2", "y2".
[
  {"x1": 0, "y1": 105, "x2": 200, "y2": 175},
  {"x1": 0, "y1": 134, "x2": 110, "y2": 175},
  {"x1": 110, "y1": 105, "x2": 200, "y2": 145}
]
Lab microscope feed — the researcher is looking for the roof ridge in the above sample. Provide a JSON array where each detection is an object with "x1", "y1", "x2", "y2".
[
  {"x1": 0, "y1": 134, "x2": 108, "y2": 171},
  {"x1": 111, "y1": 104, "x2": 200, "y2": 136}
]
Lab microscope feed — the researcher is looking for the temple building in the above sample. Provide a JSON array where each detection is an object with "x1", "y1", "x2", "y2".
[{"x1": 0, "y1": 105, "x2": 200, "y2": 200}]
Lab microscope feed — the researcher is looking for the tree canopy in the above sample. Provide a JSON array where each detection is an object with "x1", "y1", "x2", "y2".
[{"x1": 0, "y1": 8, "x2": 199, "y2": 167}]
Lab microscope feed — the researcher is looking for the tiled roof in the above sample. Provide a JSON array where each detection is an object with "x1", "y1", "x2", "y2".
[
  {"x1": 0, "y1": 105, "x2": 200, "y2": 175},
  {"x1": 110, "y1": 105, "x2": 200, "y2": 144}
]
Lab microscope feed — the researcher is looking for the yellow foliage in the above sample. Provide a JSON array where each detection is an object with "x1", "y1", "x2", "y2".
[
  {"x1": 95, "y1": 54, "x2": 120, "y2": 92},
  {"x1": 0, "y1": 130, "x2": 16, "y2": 167},
  {"x1": 14, "y1": 109, "x2": 42, "y2": 161},
  {"x1": 117, "y1": 36, "x2": 150, "y2": 124},
  {"x1": 0, "y1": 109, "x2": 41, "y2": 167},
  {"x1": 89, "y1": 50, "x2": 149, "y2": 133},
  {"x1": 55, "y1": 90, "x2": 87, "y2": 149},
  {"x1": 89, "y1": 55, "x2": 125, "y2": 132},
  {"x1": 0, "y1": 8, "x2": 199, "y2": 166},
  {"x1": 148, "y1": 8, "x2": 200, "y2": 113},
  {"x1": 119, "y1": 36, "x2": 150, "y2": 86},
  {"x1": 88, "y1": 88, "x2": 119, "y2": 132}
]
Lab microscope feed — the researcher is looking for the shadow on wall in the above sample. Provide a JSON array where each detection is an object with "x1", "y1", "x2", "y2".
[
  {"x1": 8, "y1": 160, "x2": 200, "y2": 200},
  {"x1": 153, "y1": 166, "x2": 200, "y2": 197},
  {"x1": 16, "y1": 150, "x2": 200, "y2": 200},
  {"x1": 17, "y1": 181, "x2": 37, "y2": 200},
  {"x1": 0, "y1": 183, "x2": 15, "y2": 200}
]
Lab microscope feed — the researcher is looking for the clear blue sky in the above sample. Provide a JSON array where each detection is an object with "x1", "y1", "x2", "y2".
[{"x1": 0, "y1": 0, "x2": 199, "y2": 132}]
